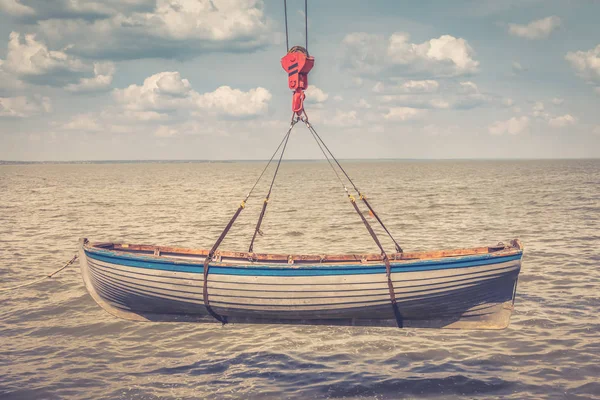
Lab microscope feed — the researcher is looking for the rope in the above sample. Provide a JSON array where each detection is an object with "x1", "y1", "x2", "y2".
[
  {"x1": 302, "y1": 111, "x2": 403, "y2": 253},
  {"x1": 303, "y1": 116, "x2": 348, "y2": 193},
  {"x1": 0, "y1": 254, "x2": 78, "y2": 293},
  {"x1": 304, "y1": 0, "x2": 308, "y2": 53},
  {"x1": 248, "y1": 119, "x2": 297, "y2": 252},
  {"x1": 246, "y1": 115, "x2": 297, "y2": 201},
  {"x1": 284, "y1": 0, "x2": 289, "y2": 51},
  {"x1": 283, "y1": 0, "x2": 309, "y2": 53}
]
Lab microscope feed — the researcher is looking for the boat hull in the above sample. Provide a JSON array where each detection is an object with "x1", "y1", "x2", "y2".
[{"x1": 79, "y1": 239, "x2": 522, "y2": 329}]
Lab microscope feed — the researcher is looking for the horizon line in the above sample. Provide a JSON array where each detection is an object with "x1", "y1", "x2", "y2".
[{"x1": 1, "y1": 157, "x2": 599, "y2": 164}]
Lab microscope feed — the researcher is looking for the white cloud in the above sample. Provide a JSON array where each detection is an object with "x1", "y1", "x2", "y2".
[
  {"x1": 508, "y1": 16, "x2": 561, "y2": 40},
  {"x1": 0, "y1": 32, "x2": 114, "y2": 91},
  {"x1": 305, "y1": 85, "x2": 329, "y2": 104},
  {"x1": 62, "y1": 114, "x2": 102, "y2": 131},
  {"x1": 388, "y1": 33, "x2": 479, "y2": 75},
  {"x1": 566, "y1": 44, "x2": 600, "y2": 84},
  {"x1": 531, "y1": 101, "x2": 548, "y2": 119},
  {"x1": 423, "y1": 124, "x2": 458, "y2": 137},
  {"x1": 0, "y1": 94, "x2": 51, "y2": 117},
  {"x1": 357, "y1": 98, "x2": 371, "y2": 109},
  {"x1": 195, "y1": 86, "x2": 271, "y2": 118},
  {"x1": 114, "y1": 71, "x2": 194, "y2": 112},
  {"x1": 2, "y1": 32, "x2": 86, "y2": 78},
  {"x1": 458, "y1": 81, "x2": 479, "y2": 94},
  {"x1": 372, "y1": 82, "x2": 385, "y2": 93},
  {"x1": 512, "y1": 61, "x2": 525, "y2": 73},
  {"x1": 35, "y1": 0, "x2": 271, "y2": 60},
  {"x1": 0, "y1": 0, "x2": 35, "y2": 16},
  {"x1": 384, "y1": 107, "x2": 427, "y2": 121},
  {"x1": 398, "y1": 79, "x2": 439, "y2": 93},
  {"x1": 65, "y1": 62, "x2": 115, "y2": 93},
  {"x1": 548, "y1": 114, "x2": 577, "y2": 128},
  {"x1": 375, "y1": 80, "x2": 489, "y2": 110},
  {"x1": 154, "y1": 125, "x2": 179, "y2": 138},
  {"x1": 489, "y1": 116, "x2": 530, "y2": 135},
  {"x1": 551, "y1": 97, "x2": 564, "y2": 105},
  {"x1": 0, "y1": 0, "x2": 154, "y2": 20},
  {"x1": 372, "y1": 80, "x2": 439, "y2": 94},
  {"x1": 595, "y1": 87, "x2": 600, "y2": 95},
  {"x1": 502, "y1": 98, "x2": 515, "y2": 107},
  {"x1": 326, "y1": 110, "x2": 359, "y2": 127},
  {"x1": 113, "y1": 71, "x2": 271, "y2": 119},
  {"x1": 593, "y1": 126, "x2": 600, "y2": 136},
  {"x1": 340, "y1": 32, "x2": 479, "y2": 78}
]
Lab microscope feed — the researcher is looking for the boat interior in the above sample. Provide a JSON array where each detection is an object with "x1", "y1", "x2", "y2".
[{"x1": 85, "y1": 239, "x2": 523, "y2": 265}]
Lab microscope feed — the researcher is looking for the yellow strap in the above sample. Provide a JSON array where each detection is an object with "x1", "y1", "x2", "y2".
[
  {"x1": 349, "y1": 195, "x2": 356, "y2": 203},
  {"x1": 240, "y1": 201, "x2": 246, "y2": 209}
]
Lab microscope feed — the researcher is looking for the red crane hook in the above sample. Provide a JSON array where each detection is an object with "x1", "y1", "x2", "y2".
[{"x1": 281, "y1": 46, "x2": 314, "y2": 116}]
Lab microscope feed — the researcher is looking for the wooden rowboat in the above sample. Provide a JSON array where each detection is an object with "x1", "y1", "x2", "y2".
[{"x1": 79, "y1": 238, "x2": 523, "y2": 329}]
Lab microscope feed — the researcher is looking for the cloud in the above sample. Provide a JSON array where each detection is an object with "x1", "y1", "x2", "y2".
[
  {"x1": 529, "y1": 100, "x2": 578, "y2": 128},
  {"x1": 114, "y1": 71, "x2": 194, "y2": 112},
  {"x1": 566, "y1": 44, "x2": 600, "y2": 87},
  {"x1": 551, "y1": 97, "x2": 564, "y2": 105},
  {"x1": 391, "y1": 79, "x2": 440, "y2": 94},
  {"x1": 35, "y1": 0, "x2": 271, "y2": 60},
  {"x1": 195, "y1": 86, "x2": 271, "y2": 118},
  {"x1": 0, "y1": 0, "x2": 154, "y2": 20},
  {"x1": 531, "y1": 101, "x2": 547, "y2": 118},
  {"x1": 340, "y1": 32, "x2": 479, "y2": 78},
  {"x1": 508, "y1": 16, "x2": 561, "y2": 40},
  {"x1": 0, "y1": 94, "x2": 51, "y2": 117},
  {"x1": 61, "y1": 113, "x2": 103, "y2": 131},
  {"x1": 357, "y1": 98, "x2": 371, "y2": 109},
  {"x1": 0, "y1": 0, "x2": 35, "y2": 17},
  {"x1": 1, "y1": 32, "x2": 86, "y2": 82},
  {"x1": 384, "y1": 107, "x2": 427, "y2": 121},
  {"x1": 65, "y1": 62, "x2": 115, "y2": 93},
  {"x1": 422, "y1": 124, "x2": 458, "y2": 137},
  {"x1": 502, "y1": 98, "x2": 515, "y2": 107},
  {"x1": 489, "y1": 116, "x2": 530, "y2": 135},
  {"x1": 374, "y1": 80, "x2": 490, "y2": 110},
  {"x1": 0, "y1": 32, "x2": 114, "y2": 90},
  {"x1": 326, "y1": 110, "x2": 360, "y2": 127},
  {"x1": 512, "y1": 61, "x2": 527, "y2": 74},
  {"x1": 548, "y1": 114, "x2": 577, "y2": 128},
  {"x1": 305, "y1": 85, "x2": 329, "y2": 104},
  {"x1": 113, "y1": 71, "x2": 271, "y2": 119}
]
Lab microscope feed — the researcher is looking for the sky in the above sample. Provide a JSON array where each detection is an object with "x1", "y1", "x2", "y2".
[{"x1": 0, "y1": 0, "x2": 599, "y2": 161}]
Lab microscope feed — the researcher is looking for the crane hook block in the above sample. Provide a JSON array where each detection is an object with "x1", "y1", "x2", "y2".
[{"x1": 281, "y1": 46, "x2": 314, "y2": 115}]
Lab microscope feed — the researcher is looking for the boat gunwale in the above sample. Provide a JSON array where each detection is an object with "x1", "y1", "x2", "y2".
[{"x1": 83, "y1": 239, "x2": 523, "y2": 268}]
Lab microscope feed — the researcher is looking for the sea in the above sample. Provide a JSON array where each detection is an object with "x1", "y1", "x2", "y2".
[{"x1": 0, "y1": 159, "x2": 598, "y2": 399}]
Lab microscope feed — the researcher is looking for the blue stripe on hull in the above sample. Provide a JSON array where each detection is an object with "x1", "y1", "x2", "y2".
[{"x1": 85, "y1": 249, "x2": 522, "y2": 277}]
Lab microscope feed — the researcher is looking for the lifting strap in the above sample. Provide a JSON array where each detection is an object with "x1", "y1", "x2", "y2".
[
  {"x1": 301, "y1": 114, "x2": 404, "y2": 328},
  {"x1": 348, "y1": 195, "x2": 403, "y2": 328},
  {"x1": 202, "y1": 117, "x2": 297, "y2": 323}
]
